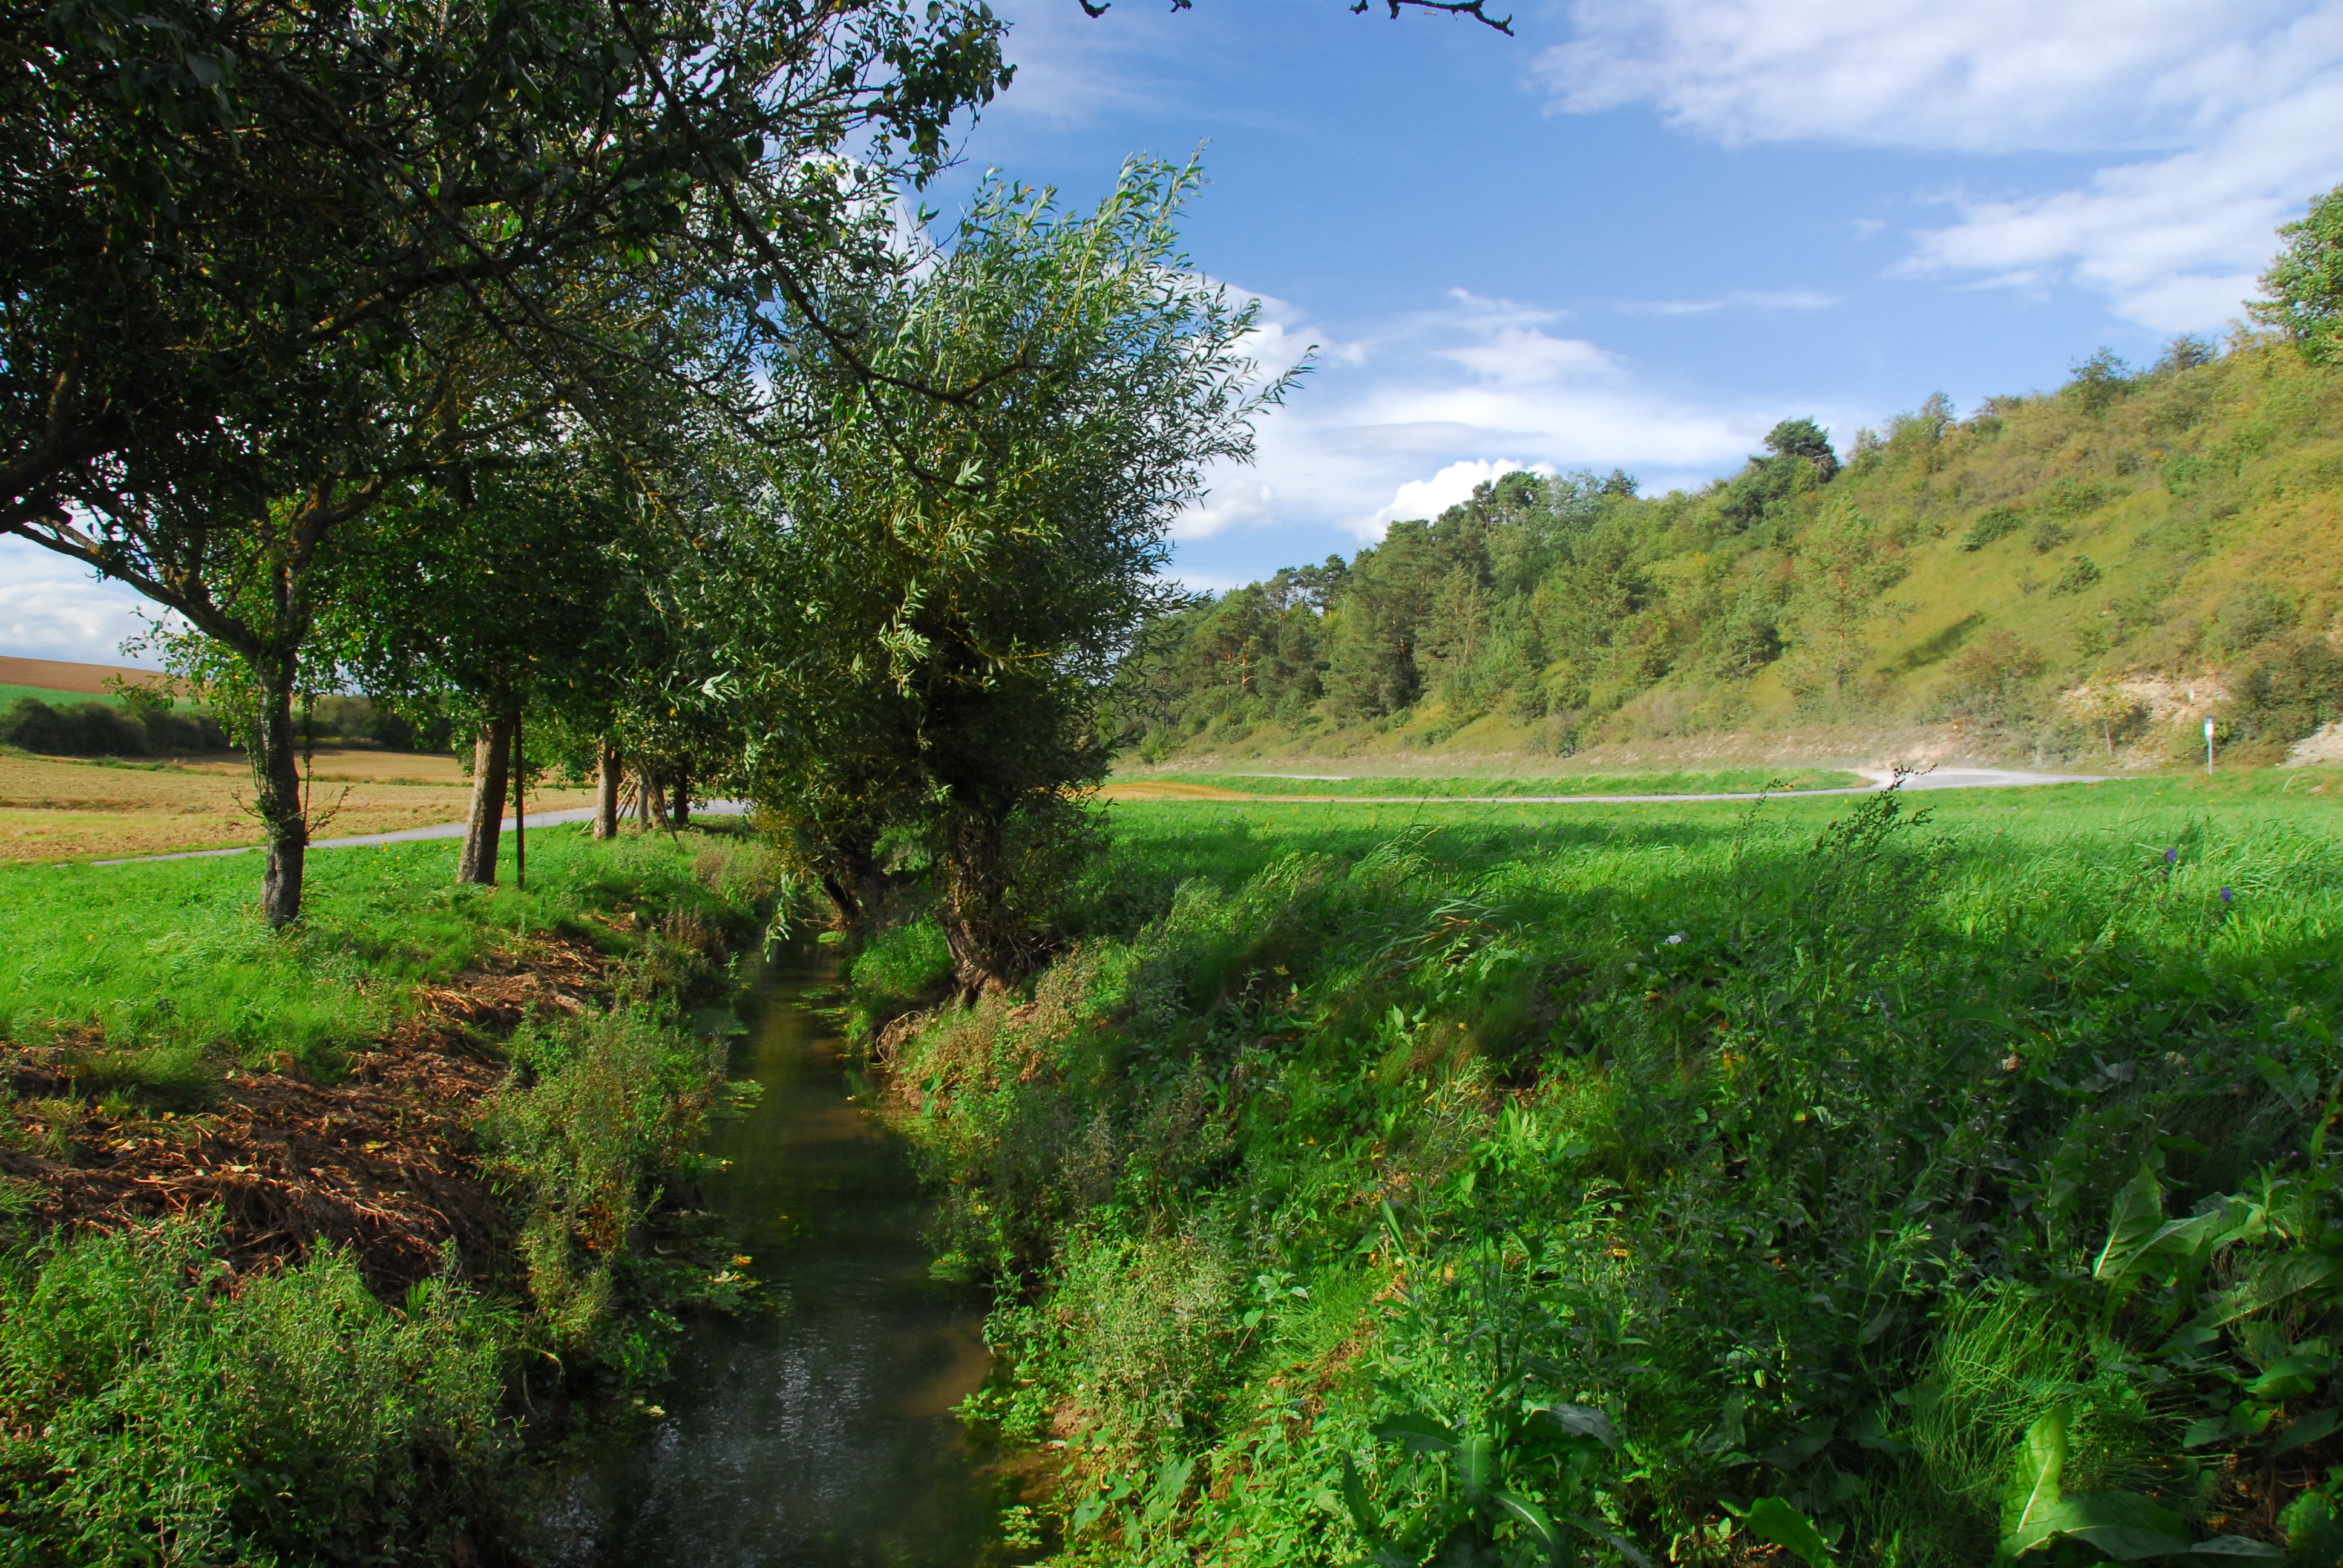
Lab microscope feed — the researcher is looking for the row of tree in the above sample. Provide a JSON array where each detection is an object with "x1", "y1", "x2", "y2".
[{"x1": 2, "y1": 0, "x2": 1309, "y2": 991}]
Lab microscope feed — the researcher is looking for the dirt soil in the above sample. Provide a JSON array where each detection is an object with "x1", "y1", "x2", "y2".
[
  {"x1": 0, "y1": 748, "x2": 594, "y2": 864},
  {"x1": 0, "y1": 935, "x2": 609, "y2": 1291}
]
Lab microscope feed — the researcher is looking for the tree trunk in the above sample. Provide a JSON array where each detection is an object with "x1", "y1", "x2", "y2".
[
  {"x1": 249, "y1": 664, "x2": 308, "y2": 928},
  {"x1": 645, "y1": 773, "x2": 671, "y2": 833},
  {"x1": 939, "y1": 805, "x2": 1038, "y2": 996},
  {"x1": 457, "y1": 714, "x2": 513, "y2": 884},
  {"x1": 672, "y1": 768, "x2": 691, "y2": 830},
  {"x1": 634, "y1": 771, "x2": 653, "y2": 829},
  {"x1": 595, "y1": 743, "x2": 621, "y2": 840}
]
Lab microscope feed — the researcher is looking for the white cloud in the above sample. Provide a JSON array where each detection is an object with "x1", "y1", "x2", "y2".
[
  {"x1": 1617, "y1": 289, "x2": 1839, "y2": 317},
  {"x1": 0, "y1": 537, "x2": 168, "y2": 667},
  {"x1": 1902, "y1": 76, "x2": 2343, "y2": 331},
  {"x1": 1177, "y1": 286, "x2": 1856, "y2": 546},
  {"x1": 1366, "y1": 459, "x2": 1553, "y2": 533},
  {"x1": 1539, "y1": 0, "x2": 2325, "y2": 152},
  {"x1": 1538, "y1": 0, "x2": 2343, "y2": 331}
]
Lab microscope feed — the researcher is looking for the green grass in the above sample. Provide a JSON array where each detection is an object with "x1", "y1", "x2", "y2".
[
  {"x1": 0, "y1": 681, "x2": 128, "y2": 711},
  {"x1": 861, "y1": 772, "x2": 2343, "y2": 1564},
  {"x1": 0, "y1": 825, "x2": 758, "y2": 1077},
  {"x1": 1141, "y1": 766, "x2": 1869, "y2": 797},
  {"x1": 0, "y1": 824, "x2": 788, "y2": 1563}
]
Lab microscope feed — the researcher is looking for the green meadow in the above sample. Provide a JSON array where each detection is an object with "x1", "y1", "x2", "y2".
[
  {"x1": 854, "y1": 771, "x2": 2343, "y2": 1563},
  {"x1": 0, "y1": 826, "x2": 783, "y2": 1561},
  {"x1": 1137, "y1": 767, "x2": 1870, "y2": 797}
]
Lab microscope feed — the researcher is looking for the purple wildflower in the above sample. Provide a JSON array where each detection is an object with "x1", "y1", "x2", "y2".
[
  {"x1": 2165, "y1": 847, "x2": 2178, "y2": 864},
  {"x1": 2220, "y1": 886, "x2": 2233, "y2": 903}
]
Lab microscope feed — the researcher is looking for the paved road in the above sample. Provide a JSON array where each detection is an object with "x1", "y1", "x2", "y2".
[
  {"x1": 85, "y1": 768, "x2": 2106, "y2": 867},
  {"x1": 1145, "y1": 767, "x2": 2108, "y2": 807},
  {"x1": 90, "y1": 800, "x2": 755, "y2": 866}
]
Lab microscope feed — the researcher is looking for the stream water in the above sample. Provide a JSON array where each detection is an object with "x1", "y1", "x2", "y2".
[{"x1": 535, "y1": 947, "x2": 1009, "y2": 1566}]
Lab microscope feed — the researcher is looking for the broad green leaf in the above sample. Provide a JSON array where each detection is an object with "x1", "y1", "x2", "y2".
[
  {"x1": 2255, "y1": 1054, "x2": 2307, "y2": 1111},
  {"x1": 2206, "y1": 1253, "x2": 2342, "y2": 1326},
  {"x1": 1458, "y1": 1432, "x2": 1495, "y2": 1499},
  {"x1": 2095, "y1": 1166, "x2": 2166, "y2": 1285},
  {"x1": 2181, "y1": 1413, "x2": 2236, "y2": 1448},
  {"x1": 1531, "y1": 1401, "x2": 1622, "y2": 1449},
  {"x1": 2169, "y1": 1538, "x2": 2287, "y2": 1563},
  {"x1": 1570, "y1": 1519, "x2": 1657, "y2": 1568},
  {"x1": 1490, "y1": 1489, "x2": 1565, "y2": 1566},
  {"x1": 1746, "y1": 1496, "x2": 1833, "y2": 1565},
  {"x1": 2246, "y1": 1355, "x2": 2329, "y2": 1400},
  {"x1": 1338, "y1": 1452, "x2": 1380, "y2": 1543},
  {"x1": 1369, "y1": 1411, "x2": 1457, "y2": 1454},
  {"x1": 2269, "y1": 1406, "x2": 2340, "y2": 1455},
  {"x1": 1755, "y1": 1417, "x2": 1834, "y2": 1470},
  {"x1": 2002, "y1": 1493, "x2": 2191, "y2": 1564},
  {"x1": 1997, "y1": 1403, "x2": 2069, "y2": 1562},
  {"x1": 2040, "y1": 1491, "x2": 2189, "y2": 1561}
]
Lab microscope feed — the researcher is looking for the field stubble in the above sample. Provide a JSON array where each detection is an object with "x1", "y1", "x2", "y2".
[{"x1": 0, "y1": 746, "x2": 594, "y2": 862}]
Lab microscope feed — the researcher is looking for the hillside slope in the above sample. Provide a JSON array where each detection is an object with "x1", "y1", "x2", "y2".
[{"x1": 1119, "y1": 338, "x2": 2343, "y2": 772}]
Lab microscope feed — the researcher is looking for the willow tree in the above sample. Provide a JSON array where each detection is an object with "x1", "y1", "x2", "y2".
[
  {"x1": 718, "y1": 158, "x2": 1295, "y2": 989},
  {"x1": 1, "y1": 0, "x2": 1010, "y2": 924}
]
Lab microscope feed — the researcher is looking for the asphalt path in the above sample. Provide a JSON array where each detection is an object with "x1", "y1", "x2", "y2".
[
  {"x1": 90, "y1": 800, "x2": 756, "y2": 866},
  {"x1": 82, "y1": 768, "x2": 2108, "y2": 868},
  {"x1": 1143, "y1": 766, "x2": 2108, "y2": 807}
]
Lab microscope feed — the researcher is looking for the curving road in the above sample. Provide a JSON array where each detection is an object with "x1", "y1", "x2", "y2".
[{"x1": 85, "y1": 768, "x2": 2108, "y2": 867}]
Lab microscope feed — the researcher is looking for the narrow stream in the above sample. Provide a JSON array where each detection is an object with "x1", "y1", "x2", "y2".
[{"x1": 536, "y1": 947, "x2": 1010, "y2": 1566}]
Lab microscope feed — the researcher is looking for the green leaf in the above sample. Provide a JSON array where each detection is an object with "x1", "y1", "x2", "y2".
[
  {"x1": 2168, "y1": 1538, "x2": 2287, "y2": 1563},
  {"x1": 1369, "y1": 1411, "x2": 1457, "y2": 1454},
  {"x1": 1997, "y1": 1403, "x2": 2070, "y2": 1563},
  {"x1": 2005, "y1": 1493, "x2": 2192, "y2": 1564},
  {"x1": 2246, "y1": 1356, "x2": 2329, "y2": 1400},
  {"x1": 1755, "y1": 1417, "x2": 1835, "y2": 1470},
  {"x1": 2042, "y1": 1491, "x2": 2191, "y2": 1561},
  {"x1": 1747, "y1": 1496, "x2": 1834, "y2": 1565},
  {"x1": 1458, "y1": 1432, "x2": 1495, "y2": 1500},
  {"x1": 2206, "y1": 1253, "x2": 2341, "y2": 1327},
  {"x1": 2096, "y1": 1166, "x2": 2167, "y2": 1286},
  {"x1": 1570, "y1": 1519, "x2": 1657, "y2": 1568},
  {"x1": 2256, "y1": 1054, "x2": 2308, "y2": 1111},
  {"x1": 2181, "y1": 1413, "x2": 2238, "y2": 1449},
  {"x1": 1338, "y1": 1452, "x2": 1380, "y2": 1544},
  {"x1": 1490, "y1": 1489, "x2": 1565, "y2": 1566},
  {"x1": 2269, "y1": 1406, "x2": 2341, "y2": 1455},
  {"x1": 1531, "y1": 1401, "x2": 1623, "y2": 1449}
]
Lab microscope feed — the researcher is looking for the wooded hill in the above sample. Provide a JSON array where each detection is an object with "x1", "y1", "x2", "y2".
[{"x1": 1116, "y1": 336, "x2": 2343, "y2": 770}]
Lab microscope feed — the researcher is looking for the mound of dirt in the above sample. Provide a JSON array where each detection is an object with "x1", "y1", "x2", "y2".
[{"x1": 0, "y1": 935, "x2": 610, "y2": 1292}]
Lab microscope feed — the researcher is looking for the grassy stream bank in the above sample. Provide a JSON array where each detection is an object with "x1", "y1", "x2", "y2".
[
  {"x1": 848, "y1": 774, "x2": 2343, "y2": 1564},
  {"x1": 0, "y1": 825, "x2": 785, "y2": 1563}
]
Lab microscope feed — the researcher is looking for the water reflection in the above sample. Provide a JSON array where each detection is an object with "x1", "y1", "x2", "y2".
[{"x1": 537, "y1": 951, "x2": 1006, "y2": 1566}]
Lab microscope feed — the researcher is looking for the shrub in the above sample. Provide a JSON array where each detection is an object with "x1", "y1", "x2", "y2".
[
  {"x1": 1935, "y1": 630, "x2": 2046, "y2": 720},
  {"x1": 478, "y1": 1009, "x2": 726, "y2": 1347},
  {"x1": 0, "y1": 697, "x2": 147, "y2": 756},
  {"x1": 0, "y1": 1218, "x2": 506, "y2": 1562},
  {"x1": 1960, "y1": 506, "x2": 2022, "y2": 550},
  {"x1": 2050, "y1": 554, "x2": 2102, "y2": 594}
]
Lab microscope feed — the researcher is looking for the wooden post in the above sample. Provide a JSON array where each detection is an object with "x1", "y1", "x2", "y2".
[{"x1": 513, "y1": 710, "x2": 525, "y2": 892}]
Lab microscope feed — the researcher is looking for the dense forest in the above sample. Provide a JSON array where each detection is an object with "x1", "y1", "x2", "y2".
[{"x1": 1118, "y1": 338, "x2": 2343, "y2": 769}]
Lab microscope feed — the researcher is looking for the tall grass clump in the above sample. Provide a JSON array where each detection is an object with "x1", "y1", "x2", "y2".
[
  {"x1": 0, "y1": 1218, "x2": 508, "y2": 1563},
  {"x1": 859, "y1": 781, "x2": 2343, "y2": 1564},
  {"x1": 480, "y1": 1008, "x2": 729, "y2": 1355},
  {"x1": 0, "y1": 823, "x2": 790, "y2": 1560}
]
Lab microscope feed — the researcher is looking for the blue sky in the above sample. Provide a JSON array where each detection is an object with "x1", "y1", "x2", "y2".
[{"x1": 7, "y1": 0, "x2": 2341, "y2": 660}]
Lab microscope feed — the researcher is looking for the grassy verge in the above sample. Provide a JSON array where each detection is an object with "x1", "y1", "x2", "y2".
[
  {"x1": 1132, "y1": 767, "x2": 1869, "y2": 797},
  {"x1": 0, "y1": 824, "x2": 785, "y2": 1563},
  {"x1": 852, "y1": 774, "x2": 2343, "y2": 1564}
]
